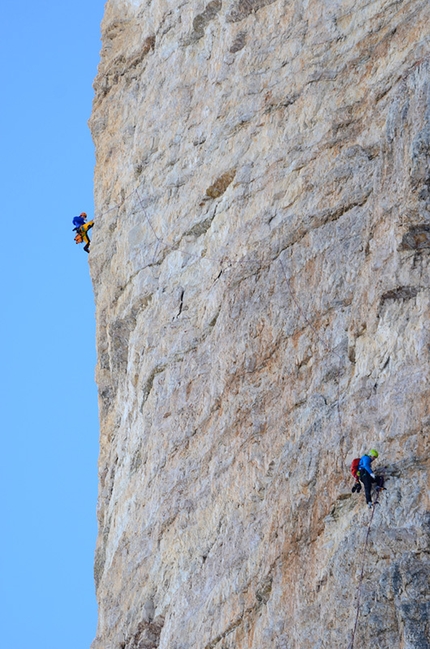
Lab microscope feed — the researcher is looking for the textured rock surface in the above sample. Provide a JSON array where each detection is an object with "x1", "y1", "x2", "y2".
[{"x1": 89, "y1": 0, "x2": 430, "y2": 647}]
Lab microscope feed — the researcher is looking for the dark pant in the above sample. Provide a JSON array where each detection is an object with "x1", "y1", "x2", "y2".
[
  {"x1": 360, "y1": 470, "x2": 375, "y2": 504},
  {"x1": 360, "y1": 471, "x2": 384, "y2": 503}
]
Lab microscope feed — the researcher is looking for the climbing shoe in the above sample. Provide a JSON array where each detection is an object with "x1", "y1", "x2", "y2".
[{"x1": 368, "y1": 502, "x2": 373, "y2": 509}]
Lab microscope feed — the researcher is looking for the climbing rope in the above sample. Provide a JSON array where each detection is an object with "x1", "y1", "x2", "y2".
[
  {"x1": 348, "y1": 505, "x2": 376, "y2": 649},
  {"x1": 348, "y1": 478, "x2": 385, "y2": 649},
  {"x1": 92, "y1": 182, "x2": 351, "y2": 474},
  {"x1": 278, "y1": 255, "x2": 346, "y2": 472},
  {"x1": 92, "y1": 176, "x2": 362, "y2": 485},
  {"x1": 93, "y1": 165, "x2": 387, "y2": 649}
]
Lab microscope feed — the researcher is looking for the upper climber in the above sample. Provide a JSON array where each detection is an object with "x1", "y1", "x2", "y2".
[{"x1": 73, "y1": 212, "x2": 94, "y2": 253}]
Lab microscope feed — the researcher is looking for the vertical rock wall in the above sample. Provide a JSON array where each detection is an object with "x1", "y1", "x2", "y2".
[{"x1": 89, "y1": 0, "x2": 430, "y2": 647}]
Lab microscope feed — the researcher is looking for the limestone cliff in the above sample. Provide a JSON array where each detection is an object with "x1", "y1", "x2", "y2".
[{"x1": 89, "y1": 0, "x2": 430, "y2": 647}]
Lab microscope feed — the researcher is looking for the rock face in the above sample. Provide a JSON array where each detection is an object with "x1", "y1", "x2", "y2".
[{"x1": 88, "y1": 0, "x2": 430, "y2": 647}]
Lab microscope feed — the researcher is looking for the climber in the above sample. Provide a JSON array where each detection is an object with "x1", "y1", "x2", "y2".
[
  {"x1": 358, "y1": 449, "x2": 383, "y2": 509},
  {"x1": 72, "y1": 212, "x2": 94, "y2": 253}
]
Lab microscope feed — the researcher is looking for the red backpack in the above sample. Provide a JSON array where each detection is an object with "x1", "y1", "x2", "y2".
[{"x1": 350, "y1": 458, "x2": 360, "y2": 481}]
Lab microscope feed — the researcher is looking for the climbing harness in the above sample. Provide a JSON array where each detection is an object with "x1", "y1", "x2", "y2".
[{"x1": 348, "y1": 475, "x2": 385, "y2": 649}]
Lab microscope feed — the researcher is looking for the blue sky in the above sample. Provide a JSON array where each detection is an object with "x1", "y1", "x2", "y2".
[{"x1": 0, "y1": 2, "x2": 105, "y2": 647}]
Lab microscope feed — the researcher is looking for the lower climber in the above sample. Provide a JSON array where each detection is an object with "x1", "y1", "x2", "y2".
[
  {"x1": 358, "y1": 449, "x2": 384, "y2": 509},
  {"x1": 73, "y1": 212, "x2": 94, "y2": 253}
]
